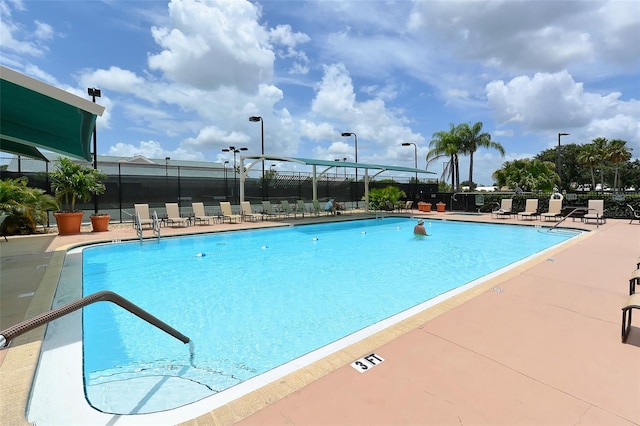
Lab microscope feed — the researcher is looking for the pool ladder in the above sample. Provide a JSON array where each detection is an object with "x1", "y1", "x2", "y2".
[
  {"x1": 134, "y1": 211, "x2": 162, "y2": 242},
  {"x1": 548, "y1": 207, "x2": 601, "y2": 231},
  {"x1": 0, "y1": 290, "x2": 190, "y2": 348}
]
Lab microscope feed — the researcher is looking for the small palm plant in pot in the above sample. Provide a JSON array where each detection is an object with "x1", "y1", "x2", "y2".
[{"x1": 50, "y1": 157, "x2": 106, "y2": 235}]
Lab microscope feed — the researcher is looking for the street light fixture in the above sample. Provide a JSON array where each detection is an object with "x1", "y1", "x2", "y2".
[
  {"x1": 401, "y1": 142, "x2": 418, "y2": 183},
  {"x1": 557, "y1": 132, "x2": 570, "y2": 189},
  {"x1": 249, "y1": 116, "x2": 265, "y2": 199},
  {"x1": 221, "y1": 146, "x2": 248, "y2": 203},
  {"x1": 88, "y1": 87, "x2": 101, "y2": 214},
  {"x1": 341, "y1": 132, "x2": 358, "y2": 183}
]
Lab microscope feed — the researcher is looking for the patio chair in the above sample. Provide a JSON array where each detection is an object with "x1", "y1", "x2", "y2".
[
  {"x1": 192, "y1": 202, "x2": 216, "y2": 225},
  {"x1": 219, "y1": 201, "x2": 242, "y2": 223},
  {"x1": 627, "y1": 204, "x2": 640, "y2": 224},
  {"x1": 491, "y1": 198, "x2": 513, "y2": 219},
  {"x1": 621, "y1": 293, "x2": 640, "y2": 343},
  {"x1": 541, "y1": 199, "x2": 563, "y2": 222},
  {"x1": 629, "y1": 269, "x2": 640, "y2": 295},
  {"x1": 262, "y1": 201, "x2": 283, "y2": 219},
  {"x1": 165, "y1": 203, "x2": 189, "y2": 227},
  {"x1": 312, "y1": 199, "x2": 329, "y2": 216},
  {"x1": 0, "y1": 211, "x2": 8, "y2": 241},
  {"x1": 517, "y1": 199, "x2": 539, "y2": 220},
  {"x1": 296, "y1": 200, "x2": 308, "y2": 217},
  {"x1": 240, "y1": 201, "x2": 263, "y2": 222},
  {"x1": 280, "y1": 200, "x2": 297, "y2": 218},
  {"x1": 134, "y1": 203, "x2": 154, "y2": 229},
  {"x1": 582, "y1": 200, "x2": 605, "y2": 225}
]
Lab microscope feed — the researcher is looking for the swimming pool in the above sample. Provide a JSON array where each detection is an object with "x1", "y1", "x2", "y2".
[{"x1": 28, "y1": 218, "x2": 580, "y2": 424}]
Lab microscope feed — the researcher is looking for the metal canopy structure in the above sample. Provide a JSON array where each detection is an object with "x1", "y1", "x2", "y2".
[
  {"x1": 239, "y1": 155, "x2": 436, "y2": 211},
  {"x1": 0, "y1": 66, "x2": 105, "y2": 162}
]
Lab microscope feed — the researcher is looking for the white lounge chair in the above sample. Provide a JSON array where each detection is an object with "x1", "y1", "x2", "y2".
[
  {"x1": 518, "y1": 199, "x2": 539, "y2": 220},
  {"x1": 165, "y1": 203, "x2": 189, "y2": 227},
  {"x1": 192, "y1": 202, "x2": 216, "y2": 225},
  {"x1": 220, "y1": 202, "x2": 242, "y2": 223},
  {"x1": 491, "y1": 198, "x2": 513, "y2": 219},
  {"x1": 582, "y1": 200, "x2": 605, "y2": 225},
  {"x1": 541, "y1": 199, "x2": 563, "y2": 221},
  {"x1": 134, "y1": 204, "x2": 154, "y2": 229},
  {"x1": 240, "y1": 201, "x2": 263, "y2": 222}
]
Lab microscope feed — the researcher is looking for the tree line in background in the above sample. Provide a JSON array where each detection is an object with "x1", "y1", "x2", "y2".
[{"x1": 427, "y1": 122, "x2": 636, "y2": 193}]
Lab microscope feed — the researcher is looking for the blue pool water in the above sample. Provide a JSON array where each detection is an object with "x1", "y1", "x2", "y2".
[{"x1": 82, "y1": 218, "x2": 576, "y2": 414}]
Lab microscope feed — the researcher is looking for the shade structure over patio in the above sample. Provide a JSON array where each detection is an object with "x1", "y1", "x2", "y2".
[
  {"x1": 239, "y1": 155, "x2": 436, "y2": 211},
  {"x1": 0, "y1": 66, "x2": 105, "y2": 162}
]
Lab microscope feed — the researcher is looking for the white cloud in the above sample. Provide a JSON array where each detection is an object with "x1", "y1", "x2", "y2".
[{"x1": 148, "y1": 0, "x2": 274, "y2": 91}]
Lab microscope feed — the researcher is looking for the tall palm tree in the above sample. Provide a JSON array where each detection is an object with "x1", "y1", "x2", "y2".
[
  {"x1": 606, "y1": 139, "x2": 632, "y2": 191},
  {"x1": 458, "y1": 122, "x2": 505, "y2": 186},
  {"x1": 577, "y1": 143, "x2": 599, "y2": 190},
  {"x1": 427, "y1": 124, "x2": 464, "y2": 191},
  {"x1": 591, "y1": 137, "x2": 609, "y2": 190}
]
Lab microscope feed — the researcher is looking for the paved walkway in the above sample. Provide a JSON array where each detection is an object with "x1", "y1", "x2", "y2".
[{"x1": 1, "y1": 212, "x2": 639, "y2": 425}]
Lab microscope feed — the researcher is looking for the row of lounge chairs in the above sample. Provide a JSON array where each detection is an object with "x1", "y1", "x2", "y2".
[
  {"x1": 490, "y1": 198, "x2": 607, "y2": 224},
  {"x1": 133, "y1": 200, "x2": 349, "y2": 227}
]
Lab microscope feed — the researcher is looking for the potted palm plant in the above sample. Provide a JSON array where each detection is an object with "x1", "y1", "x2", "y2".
[{"x1": 50, "y1": 157, "x2": 106, "y2": 235}]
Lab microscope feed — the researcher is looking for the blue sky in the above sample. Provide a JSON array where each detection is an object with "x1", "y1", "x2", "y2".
[{"x1": 2, "y1": 0, "x2": 639, "y2": 185}]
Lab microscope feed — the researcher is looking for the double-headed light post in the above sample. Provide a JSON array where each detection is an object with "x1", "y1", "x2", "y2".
[
  {"x1": 340, "y1": 132, "x2": 358, "y2": 183},
  {"x1": 557, "y1": 132, "x2": 570, "y2": 189},
  {"x1": 88, "y1": 87, "x2": 101, "y2": 214},
  {"x1": 221, "y1": 146, "x2": 248, "y2": 203},
  {"x1": 401, "y1": 142, "x2": 418, "y2": 183},
  {"x1": 249, "y1": 116, "x2": 265, "y2": 199}
]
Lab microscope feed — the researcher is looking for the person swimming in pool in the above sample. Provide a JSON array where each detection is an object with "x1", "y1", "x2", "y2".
[{"x1": 413, "y1": 219, "x2": 428, "y2": 236}]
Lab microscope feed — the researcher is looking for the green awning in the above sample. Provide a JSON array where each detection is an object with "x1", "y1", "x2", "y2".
[
  {"x1": 0, "y1": 66, "x2": 105, "y2": 162},
  {"x1": 0, "y1": 139, "x2": 48, "y2": 161}
]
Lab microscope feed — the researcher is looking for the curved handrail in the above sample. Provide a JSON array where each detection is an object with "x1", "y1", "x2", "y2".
[{"x1": 0, "y1": 290, "x2": 189, "y2": 348}]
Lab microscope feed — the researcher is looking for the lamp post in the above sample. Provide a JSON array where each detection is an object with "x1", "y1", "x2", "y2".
[
  {"x1": 88, "y1": 87, "x2": 101, "y2": 214},
  {"x1": 249, "y1": 116, "x2": 265, "y2": 199},
  {"x1": 224, "y1": 160, "x2": 229, "y2": 201},
  {"x1": 557, "y1": 132, "x2": 569, "y2": 190},
  {"x1": 341, "y1": 132, "x2": 358, "y2": 203},
  {"x1": 165, "y1": 157, "x2": 170, "y2": 201},
  {"x1": 221, "y1": 146, "x2": 248, "y2": 203},
  {"x1": 401, "y1": 142, "x2": 418, "y2": 183}
]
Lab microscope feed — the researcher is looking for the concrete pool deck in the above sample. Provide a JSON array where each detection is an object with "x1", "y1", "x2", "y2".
[{"x1": 1, "y1": 211, "x2": 639, "y2": 425}]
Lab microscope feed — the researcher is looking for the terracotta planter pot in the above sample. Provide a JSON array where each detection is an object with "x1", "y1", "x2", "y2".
[
  {"x1": 423, "y1": 203, "x2": 432, "y2": 212},
  {"x1": 90, "y1": 215, "x2": 111, "y2": 232},
  {"x1": 54, "y1": 212, "x2": 84, "y2": 235},
  {"x1": 436, "y1": 203, "x2": 446, "y2": 213}
]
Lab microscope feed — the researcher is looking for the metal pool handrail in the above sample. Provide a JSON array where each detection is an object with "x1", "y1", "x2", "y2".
[{"x1": 0, "y1": 290, "x2": 190, "y2": 348}]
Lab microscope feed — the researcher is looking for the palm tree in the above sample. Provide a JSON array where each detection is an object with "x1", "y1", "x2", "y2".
[
  {"x1": 605, "y1": 139, "x2": 632, "y2": 192},
  {"x1": 577, "y1": 143, "x2": 599, "y2": 190},
  {"x1": 427, "y1": 124, "x2": 464, "y2": 191},
  {"x1": 458, "y1": 122, "x2": 505, "y2": 186}
]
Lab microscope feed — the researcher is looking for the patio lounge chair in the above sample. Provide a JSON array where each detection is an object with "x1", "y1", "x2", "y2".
[
  {"x1": 262, "y1": 201, "x2": 283, "y2": 219},
  {"x1": 134, "y1": 204, "x2": 154, "y2": 229},
  {"x1": 192, "y1": 202, "x2": 216, "y2": 225},
  {"x1": 165, "y1": 203, "x2": 189, "y2": 227},
  {"x1": 627, "y1": 204, "x2": 640, "y2": 224},
  {"x1": 630, "y1": 269, "x2": 640, "y2": 295},
  {"x1": 240, "y1": 201, "x2": 263, "y2": 222},
  {"x1": 280, "y1": 200, "x2": 297, "y2": 218},
  {"x1": 296, "y1": 200, "x2": 308, "y2": 217},
  {"x1": 582, "y1": 200, "x2": 605, "y2": 225},
  {"x1": 219, "y1": 202, "x2": 242, "y2": 223},
  {"x1": 518, "y1": 199, "x2": 539, "y2": 220},
  {"x1": 621, "y1": 293, "x2": 640, "y2": 343},
  {"x1": 312, "y1": 199, "x2": 329, "y2": 216},
  {"x1": 491, "y1": 198, "x2": 513, "y2": 219},
  {"x1": 541, "y1": 199, "x2": 563, "y2": 222}
]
